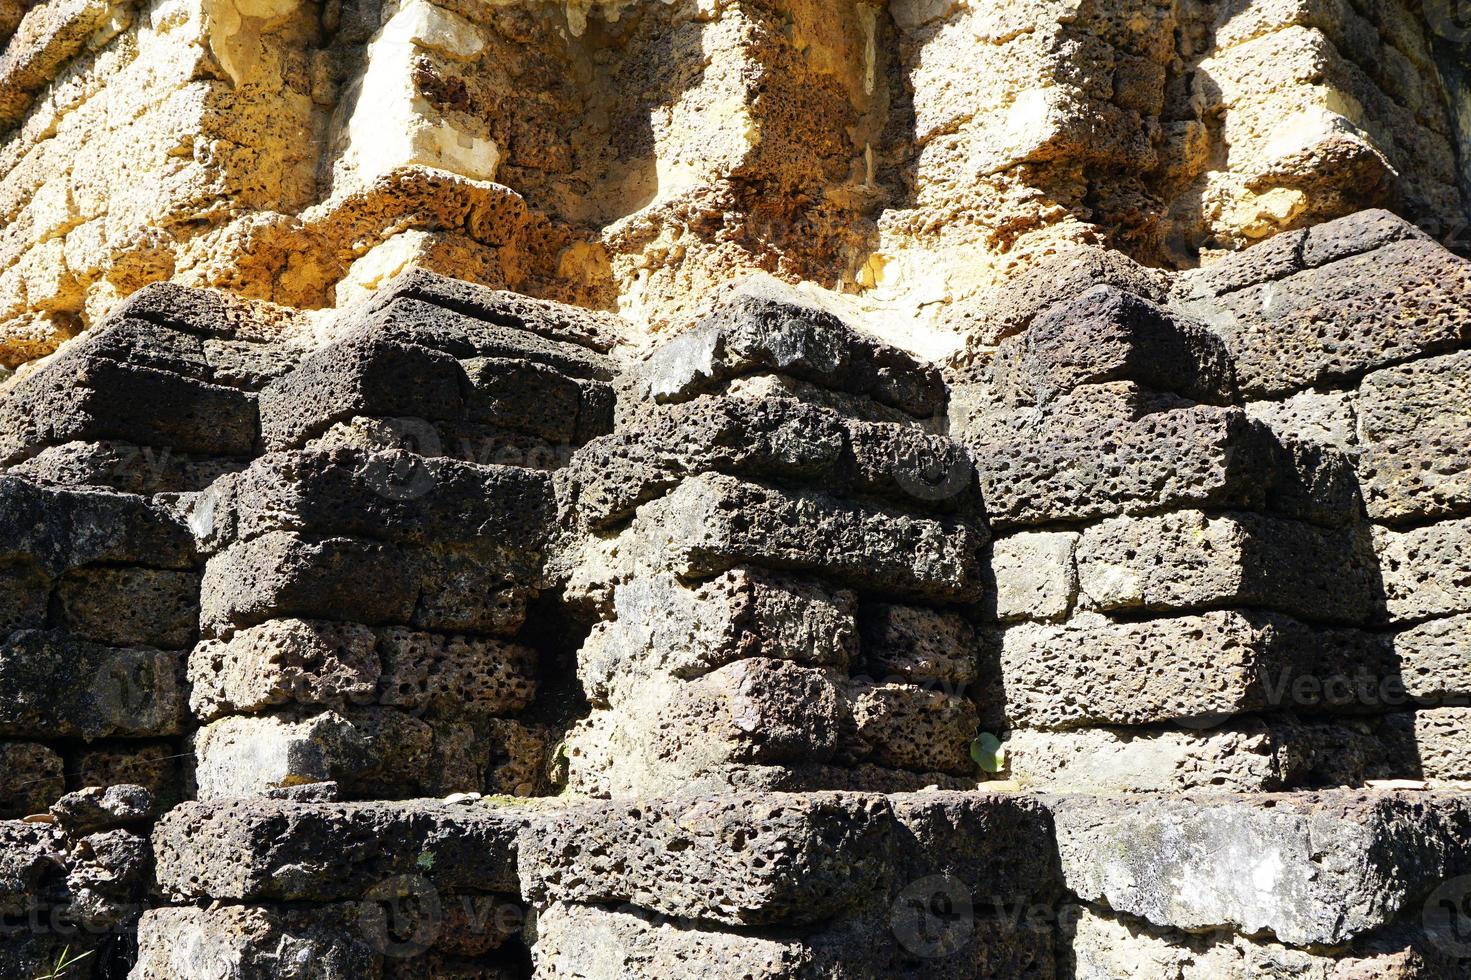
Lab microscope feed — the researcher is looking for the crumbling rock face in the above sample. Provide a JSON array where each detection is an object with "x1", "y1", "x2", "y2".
[{"x1": 3, "y1": 0, "x2": 1471, "y2": 371}]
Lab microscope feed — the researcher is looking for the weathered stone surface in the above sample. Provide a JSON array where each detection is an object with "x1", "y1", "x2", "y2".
[
  {"x1": 0, "y1": 350, "x2": 258, "y2": 465},
  {"x1": 561, "y1": 396, "x2": 980, "y2": 529},
  {"x1": 1070, "y1": 904, "x2": 1458, "y2": 980},
  {"x1": 1180, "y1": 238, "x2": 1471, "y2": 398},
  {"x1": 1375, "y1": 517, "x2": 1471, "y2": 622},
  {"x1": 1050, "y1": 791, "x2": 1471, "y2": 946},
  {"x1": 1075, "y1": 510, "x2": 1380, "y2": 624},
  {"x1": 48, "y1": 784, "x2": 152, "y2": 836},
  {"x1": 567, "y1": 474, "x2": 986, "y2": 604},
  {"x1": 52, "y1": 566, "x2": 198, "y2": 648},
  {"x1": 154, "y1": 798, "x2": 531, "y2": 901},
  {"x1": 994, "y1": 286, "x2": 1235, "y2": 407},
  {"x1": 628, "y1": 275, "x2": 946, "y2": 419},
  {"x1": 7, "y1": 440, "x2": 245, "y2": 494},
  {"x1": 1397, "y1": 613, "x2": 1471, "y2": 704},
  {"x1": 193, "y1": 448, "x2": 553, "y2": 558},
  {"x1": 856, "y1": 603, "x2": 977, "y2": 689},
  {"x1": 963, "y1": 394, "x2": 1357, "y2": 530},
  {"x1": 519, "y1": 792, "x2": 896, "y2": 927},
  {"x1": 1016, "y1": 611, "x2": 1401, "y2": 729},
  {"x1": 530, "y1": 901, "x2": 1057, "y2": 979},
  {"x1": 363, "y1": 297, "x2": 614, "y2": 381},
  {"x1": 463, "y1": 355, "x2": 614, "y2": 444},
  {"x1": 365, "y1": 268, "x2": 621, "y2": 353},
  {"x1": 841, "y1": 679, "x2": 978, "y2": 775},
  {"x1": 114, "y1": 281, "x2": 307, "y2": 343},
  {"x1": 0, "y1": 476, "x2": 196, "y2": 573},
  {"x1": 1244, "y1": 388, "x2": 1358, "y2": 455},
  {"x1": 579, "y1": 570, "x2": 856, "y2": 706},
  {"x1": 987, "y1": 531, "x2": 1078, "y2": 622},
  {"x1": 132, "y1": 905, "x2": 380, "y2": 980},
  {"x1": 257, "y1": 332, "x2": 467, "y2": 451},
  {"x1": 189, "y1": 619, "x2": 381, "y2": 722},
  {"x1": 1005, "y1": 724, "x2": 1297, "y2": 794},
  {"x1": 199, "y1": 532, "x2": 419, "y2": 636},
  {"x1": 1357, "y1": 349, "x2": 1471, "y2": 523},
  {"x1": 378, "y1": 627, "x2": 537, "y2": 717},
  {"x1": 0, "y1": 741, "x2": 62, "y2": 818},
  {"x1": 0, "y1": 631, "x2": 186, "y2": 739},
  {"x1": 958, "y1": 244, "x2": 1171, "y2": 350},
  {"x1": 1171, "y1": 211, "x2": 1432, "y2": 303},
  {"x1": 1382, "y1": 708, "x2": 1471, "y2": 782}
]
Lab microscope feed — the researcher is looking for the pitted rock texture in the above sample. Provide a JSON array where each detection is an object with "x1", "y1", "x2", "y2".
[{"x1": 0, "y1": 206, "x2": 1468, "y2": 979}]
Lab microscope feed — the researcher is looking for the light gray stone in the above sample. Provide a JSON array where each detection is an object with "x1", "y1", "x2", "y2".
[
  {"x1": 988, "y1": 531, "x2": 1078, "y2": 621},
  {"x1": 1050, "y1": 791, "x2": 1471, "y2": 946}
]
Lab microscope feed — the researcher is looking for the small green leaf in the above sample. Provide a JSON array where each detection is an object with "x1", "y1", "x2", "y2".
[{"x1": 970, "y1": 732, "x2": 1005, "y2": 774}]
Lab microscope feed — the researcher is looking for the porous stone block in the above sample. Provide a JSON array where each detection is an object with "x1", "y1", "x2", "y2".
[
  {"x1": 462, "y1": 355, "x2": 614, "y2": 444},
  {"x1": 987, "y1": 531, "x2": 1078, "y2": 622},
  {"x1": 1375, "y1": 517, "x2": 1471, "y2": 622},
  {"x1": 377, "y1": 627, "x2": 537, "y2": 716},
  {"x1": 192, "y1": 705, "x2": 484, "y2": 801},
  {"x1": 1069, "y1": 904, "x2": 1456, "y2": 980},
  {"x1": 257, "y1": 332, "x2": 466, "y2": 450},
  {"x1": 518, "y1": 793, "x2": 896, "y2": 928},
  {"x1": 7, "y1": 440, "x2": 245, "y2": 494},
  {"x1": 528, "y1": 902, "x2": 817, "y2": 980},
  {"x1": 132, "y1": 905, "x2": 380, "y2": 980},
  {"x1": 989, "y1": 611, "x2": 1399, "y2": 730},
  {"x1": 0, "y1": 353, "x2": 258, "y2": 464},
  {"x1": 0, "y1": 742, "x2": 62, "y2": 818},
  {"x1": 529, "y1": 901, "x2": 1058, "y2": 979},
  {"x1": 72, "y1": 743, "x2": 184, "y2": 814},
  {"x1": 199, "y1": 532, "x2": 419, "y2": 636},
  {"x1": 0, "y1": 631, "x2": 186, "y2": 739},
  {"x1": 0, "y1": 558, "x2": 46, "y2": 634},
  {"x1": 112, "y1": 281, "x2": 306, "y2": 343},
  {"x1": 570, "y1": 474, "x2": 986, "y2": 604},
  {"x1": 194, "y1": 448, "x2": 553, "y2": 559},
  {"x1": 1357, "y1": 349, "x2": 1471, "y2": 523},
  {"x1": 960, "y1": 242, "x2": 1171, "y2": 347},
  {"x1": 1004, "y1": 723, "x2": 1301, "y2": 794},
  {"x1": 365, "y1": 268, "x2": 621, "y2": 353},
  {"x1": 409, "y1": 547, "x2": 534, "y2": 635},
  {"x1": 1397, "y1": 613, "x2": 1471, "y2": 704},
  {"x1": 1181, "y1": 238, "x2": 1471, "y2": 398},
  {"x1": 965, "y1": 397, "x2": 1355, "y2": 530},
  {"x1": 52, "y1": 566, "x2": 199, "y2": 648},
  {"x1": 1050, "y1": 791, "x2": 1471, "y2": 946},
  {"x1": 0, "y1": 476, "x2": 197, "y2": 573},
  {"x1": 153, "y1": 798, "x2": 530, "y2": 901},
  {"x1": 995, "y1": 285, "x2": 1235, "y2": 407},
  {"x1": 363, "y1": 297, "x2": 614, "y2": 381},
  {"x1": 841, "y1": 679, "x2": 978, "y2": 775},
  {"x1": 189, "y1": 619, "x2": 381, "y2": 722},
  {"x1": 1075, "y1": 510, "x2": 1379, "y2": 624},
  {"x1": 560, "y1": 396, "x2": 980, "y2": 530},
  {"x1": 627, "y1": 274, "x2": 946, "y2": 419},
  {"x1": 1381, "y1": 708, "x2": 1471, "y2": 782},
  {"x1": 856, "y1": 603, "x2": 977, "y2": 689},
  {"x1": 567, "y1": 661, "x2": 846, "y2": 798},
  {"x1": 578, "y1": 570, "x2": 856, "y2": 706}
]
